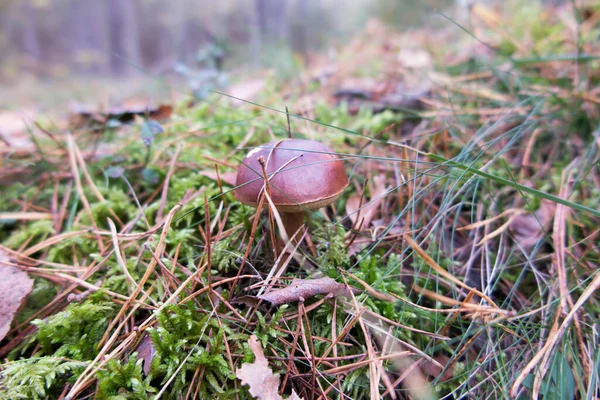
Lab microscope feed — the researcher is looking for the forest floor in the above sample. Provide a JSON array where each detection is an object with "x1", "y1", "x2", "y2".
[{"x1": 1, "y1": 2, "x2": 600, "y2": 399}]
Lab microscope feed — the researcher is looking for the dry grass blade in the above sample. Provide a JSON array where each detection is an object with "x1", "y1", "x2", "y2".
[
  {"x1": 404, "y1": 235, "x2": 500, "y2": 308},
  {"x1": 66, "y1": 203, "x2": 182, "y2": 399},
  {"x1": 456, "y1": 208, "x2": 526, "y2": 231},
  {"x1": 66, "y1": 134, "x2": 105, "y2": 252},
  {"x1": 552, "y1": 171, "x2": 571, "y2": 312},
  {"x1": 0, "y1": 212, "x2": 53, "y2": 221},
  {"x1": 255, "y1": 227, "x2": 306, "y2": 299},
  {"x1": 156, "y1": 143, "x2": 182, "y2": 222},
  {"x1": 412, "y1": 285, "x2": 513, "y2": 317},
  {"x1": 107, "y1": 218, "x2": 139, "y2": 292},
  {"x1": 510, "y1": 267, "x2": 600, "y2": 397},
  {"x1": 343, "y1": 274, "x2": 381, "y2": 400},
  {"x1": 22, "y1": 230, "x2": 89, "y2": 257}
]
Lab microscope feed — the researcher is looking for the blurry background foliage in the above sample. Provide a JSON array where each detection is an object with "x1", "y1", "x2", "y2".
[{"x1": 0, "y1": 0, "x2": 452, "y2": 82}]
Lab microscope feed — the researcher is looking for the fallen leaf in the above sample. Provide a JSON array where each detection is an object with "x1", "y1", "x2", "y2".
[
  {"x1": 509, "y1": 200, "x2": 555, "y2": 249},
  {"x1": 258, "y1": 277, "x2": 359, "y2": 306},
  {"x1": 69, "y1": 99, "x2": 172, "y2": 129},
  {"x1": 346, "y1": 175, "x2": 389, "y2": 228},
  {"x1": 198, "y1": 170, "x2": 238, "y2": 186},
  {"x1": 420, "y1": 355, "x2": 454, "y2": 382},
  {"x1": 471, "y1": 3, "x2": 504, "y2": 27},
  {"x1": 236, "y1": 335, "x2": 303, "y2": 400},
  {"x1": 0, "y1": 110, "x2": 38, "y2": 152},
  {"x1": 228, "y1": 79, "x2": 265, "y2": 106},
  {"x1": 135, "y1": 333, "x2": 156, "y2": 376},
  {"x1": 397, "y1": 48, "x2": 433, "y2": 70},
  {"x1": 0, "y1": 250, "x2": 34, "y2": 341},
  {"x1": 232, "y1": 295, "x2": 261, "y2": 308}
]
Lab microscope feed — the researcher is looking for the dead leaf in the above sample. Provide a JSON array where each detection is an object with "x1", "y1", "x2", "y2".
[
  {"x1": 471, "y1": 3, "x2": 504, "y2": 27},
  {"x1": 346, "y1": 175, "x2": 389, "y2": 228},
  {"x1": 397, "y1": 48, "x2": 433, "y2": 70},
  {"x1": 198, "y1": 170, "x2": 238, "y2": 186},
  {"x1": 232, "y1": 295, "x2": 261, "y2": 308},
  {"x1": 420, "y1": 355, "x2": 454, "y2": 382},
  {"x1": 69, "y1": 98, "x2": 172, "y2": 129},
  {"x1": 0, "y1": 250, "x2": 34, "y2": 341},
  {"x1": 135, "y1": 333, "x2": 156, "y2": 376},
  {"x1": 0, "y1": 110, "x2": 38, "y2": 152},
  {"x1": 258, "y1": 277, "x2": 359, "y2": 306},
  {"x1": 236, "y1": 335, "x2": 303, "y2": 400},
  {"x1": 228, "y1": 79, "x2": 265, "y2": 106},
  {"x1": 509, "y1": 200, "x2": 555, "y2": 249}
]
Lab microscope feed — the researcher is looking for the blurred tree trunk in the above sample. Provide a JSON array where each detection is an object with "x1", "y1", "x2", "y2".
[
  {"x1": 255, "y1": 0, "x2": 289, "y2": 44},
  {"x1": 292, "y1": 0, "x2": 310, "y2": 55},
  {"x1": 108, "y1": 0, "x2": 142, "y2": 75},
  {"x1": 20, "y1": 1, "x2": 41, "y2": 63},
  {"x1": 70, "y1": 0, "x2": 109, "y2": 74},
  {"x1": 248, "y1": 0, "x2": 262, "y2": 65},
  {"x1": 138, "y1": 2, "x2": 174, "y2": 73}
]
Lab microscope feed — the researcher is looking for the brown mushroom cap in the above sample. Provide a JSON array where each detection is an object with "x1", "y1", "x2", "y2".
[{"x1": 235, "y1": 139, "x2": 349, "y2": 212}]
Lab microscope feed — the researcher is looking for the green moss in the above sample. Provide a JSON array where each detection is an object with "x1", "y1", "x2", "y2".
[
  {"x1": 97, "y1": 356, "x2": 155, "y2": 400},
  {"x1": 144, "y1": 304, "x2": 241, "y2": 398},
  {"x1": 33, "y1": 301, "x2": 116, "y2": 361},
  {"x1": 0, "y1": 357, "x2": 85, "y2": 400},
  {"x1": 3, "y1": 220, "x2": 55, "y2": 250}
]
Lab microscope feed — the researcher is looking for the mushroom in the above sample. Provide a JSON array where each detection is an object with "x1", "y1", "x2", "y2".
[{"x1": 235, "y1": 139, "x2": 348, "y2": 248}]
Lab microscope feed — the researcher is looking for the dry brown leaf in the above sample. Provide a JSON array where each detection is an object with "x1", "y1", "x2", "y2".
[
  {"x1": 0, "y1": 109, "x2": 39, "y2": 152},
  {"x1": 198, "y1": 170, "x2": 238, "y2": 186},
  {"x1": 236, "y1": 335, "x2": 303, "y2": 400},
  {"x1": 0, "y1": 250, "x2": 34, "y2": 341},
  {"x1": 420, "y1": 355, "x2": 454, "y2": 382},
  {"x1": 258, "y1": 277, "x2": 359, "y2": 306},
  {"x1": 397, "y1": 48, "x2": 433, "y2": 70},
  {"x1": 135, "y1": 333, "x2": 156, "y2": 376},
  {"x1": 346, "y1": 175, "x2": 389, "y2": 228},
  {"x1": 471, "y1": 3, "x2": 504, "y2": 27},
  {"x1": 509, "y1": 199, "x2": 555, "y2": 249},
  {"x1": 69, "y1": 99, "x2": 172, "y2": 128},
  {"x1": 228, "y1": 79, "x2": 265, "y2": 106}
]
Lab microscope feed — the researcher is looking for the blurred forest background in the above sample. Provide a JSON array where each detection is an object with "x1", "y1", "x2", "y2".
[
  {"x1": 0, "y1": 0, "x2": 456, "y2": 79},
  {"x1": 0, "y1": 0, "x2": 455, "y2": 108},
  {"x1": 1, "y1": 0, "x2": 567, "y2": 110}
]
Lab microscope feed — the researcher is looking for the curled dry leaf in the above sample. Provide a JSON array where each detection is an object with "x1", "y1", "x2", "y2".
[
  {"x1": 198, "y1": 170, "x2": 238, "y2": 186},
  {"x1": 135, "y1": 333, "x2": 157, "y2": 376},
  {"x1": 420, "y1": 355, "x2": 454, "y2": 382},
  {"x1": 346, "y1": 174, "x2": 389, "y2": 229},
  {"x1": 0, "y1": 109, "x2": 41, "y2": 153},
  {"x1": 228, "y1": 79, "x2": 266, "y2": 106},
  {"x1": 258, "y1": 277, "x2": 359, "y2": 306},
  {"x1": 69, "y1": 98, "x2": 172, "y2": 129},
  {"x1": 509, "y1": 199, "x2": 556, "y2": 249},
  {"x1": 236, "y1": 335, "x2": 303, "y2": 400},
  {"x1": 0, "y1": 249, "x2": 34, "y2": 341},
  {"x1": 397, "y1": 48, "x2": 433, "y2": 70}
]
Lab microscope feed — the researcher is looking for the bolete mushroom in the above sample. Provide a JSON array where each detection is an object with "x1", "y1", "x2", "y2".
[{"x1": 235, "y1": 139, "x2": 348, "y2": 247}]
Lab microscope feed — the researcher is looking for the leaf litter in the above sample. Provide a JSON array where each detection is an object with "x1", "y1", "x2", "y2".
[
  {"x1": 236, "y1": 335, "x2": 303, "y2": 400},
  {"x1": 258, "y1": 277, "x2": 360, "y2": 305},
  {"x1": 0, "y1": 249, "x2": 34, "y2": 341},
  {"x1": 1, "y1": 3, "x2": 600, "y2": 399}
]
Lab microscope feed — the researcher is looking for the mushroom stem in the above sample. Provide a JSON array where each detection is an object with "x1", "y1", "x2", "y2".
[{"x1": 279, "y1": 211, "x2": 305, "y2": 249}]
